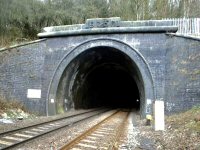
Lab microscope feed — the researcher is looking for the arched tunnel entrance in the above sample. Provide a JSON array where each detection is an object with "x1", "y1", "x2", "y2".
[
  {"x1": 56, "y1": 47, "x2": 142, "y2": 113},
  {"x1": 48, "y1": 39, "x2": 155, "y2": 117}
]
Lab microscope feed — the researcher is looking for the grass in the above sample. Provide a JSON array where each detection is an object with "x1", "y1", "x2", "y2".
[
  {"x1": 0, "y1": 36, "x2": 33, "y2": 49},
  {"x1": 149, "y1": 106, "x2": 200, "y2": 149},
  {"x1": 167, "y1": 106, "x2": 200, "y2": 129},
  {"x1": 0, "y1": 97, "x2": 26, "y2": 115},
  {"x1": 186, "y1": 106, "x2": 200, "y2": 132}
]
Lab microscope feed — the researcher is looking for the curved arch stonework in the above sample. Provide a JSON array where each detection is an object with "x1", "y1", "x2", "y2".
[{"x1": 47, "y1": 38, "x2": 155, "y2": 117}]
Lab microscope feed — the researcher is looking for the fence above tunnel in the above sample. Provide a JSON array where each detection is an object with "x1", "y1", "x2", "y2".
[{"x1": 163, "y1": 18, "x2": 200, "y2": 36}]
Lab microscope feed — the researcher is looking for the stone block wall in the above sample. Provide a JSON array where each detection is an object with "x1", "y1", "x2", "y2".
[
  {"x1": 0, "y1": 41, "x2": 46, "y2": 114},
  {"x1": 165, "y1": 35, "x2": 200, "y2": 114}
]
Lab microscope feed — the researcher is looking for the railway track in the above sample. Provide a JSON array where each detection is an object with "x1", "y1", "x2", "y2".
[
  {"x1": 60, "y1": 110, "x2": 129, "y2": 150},
  {"x1": 0, "y1": 108, "x2": 107, "y2": 150}
]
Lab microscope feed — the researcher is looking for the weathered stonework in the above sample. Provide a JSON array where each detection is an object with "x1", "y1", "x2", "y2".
[
  {"x1": 165, "y1": 34, "x2": 200, "y2": 113},
  {"x1": 0, "y1": 18, "x2": 199, "y2": 116}
]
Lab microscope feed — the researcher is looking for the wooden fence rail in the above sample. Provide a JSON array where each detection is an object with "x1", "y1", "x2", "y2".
[{"x1": 163, "y1": 18, "x2": 200, "y2": 36}]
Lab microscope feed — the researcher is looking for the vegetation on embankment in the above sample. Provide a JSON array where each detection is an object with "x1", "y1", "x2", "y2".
[
  {"x1": 0, "y1": 98, "x2": 35, "y2": 120},
  {"x1": 0, "y1": 99, "x2": 25, "y2": 113},
  {"x1": 141, "y1": 106, "x2": 200, "y2": 149},
  {"x1": 1, "y1": 0, "x2": 200, "y2": 48}
]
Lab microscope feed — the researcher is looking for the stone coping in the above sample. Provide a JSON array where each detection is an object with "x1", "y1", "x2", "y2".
[
  {"x1": 167, "y1": 33, "x2": 200, "y2": 41},
  {"x1": 0, "y1": 39, "x2": 46, "y2": 52},
  {"x1": 38, "y1": 17, "x2": 178, "y2": 38},
  {"x1": 38, "y1": 26, "x2": 178, "y2": 38}
]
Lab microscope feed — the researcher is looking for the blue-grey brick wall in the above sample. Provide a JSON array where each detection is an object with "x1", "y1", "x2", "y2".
[
  {"x1": 0, "y1": 41, "x2": 47, "y2": 114},
  {"x1": 165, "y1": 35, "x2": 200, "y2": 114}
]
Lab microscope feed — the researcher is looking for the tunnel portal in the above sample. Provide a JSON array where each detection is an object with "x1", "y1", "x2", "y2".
[
  {"x1": 3, "y1": 17, "x2": 199, "y2": 116},
  {"x1": 56, "y1": 46, "x2": 143, "y2": 113}
]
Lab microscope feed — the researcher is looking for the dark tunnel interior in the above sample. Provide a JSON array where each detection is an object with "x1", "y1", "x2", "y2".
[
  {"x1": 56, "y1": 46, "x2": 143, "y2": 113},
  {"x1": 81, "y1": 66, "x2": 140, "y2": 109}
]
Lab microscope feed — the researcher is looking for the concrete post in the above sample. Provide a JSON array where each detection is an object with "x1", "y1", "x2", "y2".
[{"x1": 154, "y1": 100, "x2": 165, "y2": 131}]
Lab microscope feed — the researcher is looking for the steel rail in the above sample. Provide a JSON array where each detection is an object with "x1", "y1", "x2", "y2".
[
  {"x1": 0, "y1": 108, "x2": 102, "y2": 136},
  {"x1": 60, "y1": 110, "x2": 129, "y2": 150},
  {"x1": 0, "y1": 108, "x2": 108, "y2": 150},
  {"x1": 108, "y1": 111, "x2": 129, "y2": 149}
]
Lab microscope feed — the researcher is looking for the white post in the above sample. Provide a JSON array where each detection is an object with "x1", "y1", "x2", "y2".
[{"x1": 154, "y1": 100, "x2": 165, "y2": 131}]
